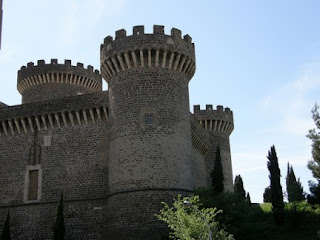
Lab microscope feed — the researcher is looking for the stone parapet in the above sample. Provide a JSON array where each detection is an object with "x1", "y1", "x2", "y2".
[
  {"x1": 193, "y1": 104, "x2": 234, "y2": 135},
  {"x1": 17, "y1": 59, "x2": 102, "y2": 103},
  {"x1": 100, "y1": 25, "x2": 195, "y2": 82},
  {"x1": 0, "y1": 91, "x2": 109, "y2": 136}
]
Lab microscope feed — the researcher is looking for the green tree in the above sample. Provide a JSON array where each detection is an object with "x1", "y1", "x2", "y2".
[
  {"x1": 306, "y1": 104, "x2": 320, "y2": 204},
  {"x1": 307, "y1": 104, "x2": 320, "y2": 180},
  {"x1": 155, "y1": 195, "x2": 234, "y2": 240},
  {"x1": 267, "y1": 145, "x2": 284, "y2": 225},
  {"x1": 263, "y1": 186, "x2": 272, "y2": 203},
  {"x1": 211, "y1": 146, "x2": 224, "y2": 193},
  {"x1": 307, "y1": 180, "x2": 320, "y2": 204},
  {"x1": 246, "y1": 192, "x2": 251, "y2": 205},
  {"x1": 1, "y1": 212, "x2": 10, "y2": 240},
  {"x1": 286, "y1": 163, "x2": 305, "y2": 202},
  {"x1": 234, "y1": 175, "x2": 246, "y2": 199},
  {"x1": 53, "y1": 193, "x2": 65, "y2": 240},
  {"x1": 193, "y1": 189, "x2": 252, "y2": 238}
]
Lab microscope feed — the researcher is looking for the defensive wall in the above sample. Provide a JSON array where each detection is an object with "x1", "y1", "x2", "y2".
[
  {"x1": 0, "y1": 25, "x2": 234, "y2": 240},
  {"x1": 0, "y1": 92, "x2": 109, "y2": 239}
]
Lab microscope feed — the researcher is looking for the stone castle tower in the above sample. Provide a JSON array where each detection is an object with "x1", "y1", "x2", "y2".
[{"x1": 0, "y1": 25, "x2": 234, "y2": 239}]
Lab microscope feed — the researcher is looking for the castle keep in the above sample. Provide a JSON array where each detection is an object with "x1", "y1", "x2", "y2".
[{"x1": 0, "y1": 25, "x2": 234, "y2": 239}]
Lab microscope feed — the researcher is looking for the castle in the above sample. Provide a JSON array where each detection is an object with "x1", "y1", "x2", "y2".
[{"x1": 0, "y1": 25, "x2": 234, "y2": 240}]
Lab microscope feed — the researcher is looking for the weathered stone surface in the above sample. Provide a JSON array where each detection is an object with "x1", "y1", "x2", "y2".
[{"x1": 0, "y1": 25, "x2": 234, "y2": 240}]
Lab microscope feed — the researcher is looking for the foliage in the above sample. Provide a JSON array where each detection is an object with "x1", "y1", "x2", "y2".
[
  {"x1": 263, "y1": 186, "x2": 272, "y2": 203},
  {"x1": 234, "y1": 175, "x2": 246, "y2": 199},
  {"x1": 196, "y1": 187, "x2": 320, "y2": 240},
  {"x1": 286, "y1": 163, "x2": 305, "y2": 202},
  {"x1": 307, "y1": 180, "x2": 320, "y2": 204},
  {"x1": 306, "y1": 104, "x2": 320, "y2": 204},
  {"x1": 285, "y1": 201, "x2": 320, "y2": 229},
  {"x1": 246, "y1": 192, "x2": 251, "y2": 205},
  {"x1": 53, "y1": 193, "x2": 65, "y2": 240},
  {"x1": 1, "y1": 212, "x2": 10, "y2": 240},
  {"x1": 306, "y1": 103, "x2": 320, "y2": 181},
  {"x1": 195, "y1": 188, "x2": 250, "y2": 237},
  {"x1": 266, "y1": 145, "x2": 284, "y2": 225},
  {"x1": 155, "y1": 195, "x2": 234, "y2": 240},
  {"x1": 211, "y1": 146, "x2": 224, "y2": 193}
]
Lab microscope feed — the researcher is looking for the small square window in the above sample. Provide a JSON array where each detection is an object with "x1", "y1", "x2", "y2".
[{"x1": 145, "y1": 113, "x2": 154, "y2": 125}]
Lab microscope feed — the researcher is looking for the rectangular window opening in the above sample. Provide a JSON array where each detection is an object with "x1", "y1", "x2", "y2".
[
  {"x1": 28, "y1": 170, "x2": 39, "y2": 201},
  {"x1": 145, "y1": 113, "x2": 154, "y2": 125}
]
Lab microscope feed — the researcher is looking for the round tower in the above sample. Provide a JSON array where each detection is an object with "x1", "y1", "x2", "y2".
[
  {"x1": 100, "y1": 25, "x2": 196, "y2": 239},
  {"x1": 193, "y1": 104, "x2": 234, "y2": 192},
  {"x1": 17, "y1": 59, "x2": 102, "y2": 104}
]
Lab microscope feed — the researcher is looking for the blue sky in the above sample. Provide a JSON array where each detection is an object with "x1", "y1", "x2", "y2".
[{"x1": 1, "y1": 0, "x2": 320, "y2": 203}]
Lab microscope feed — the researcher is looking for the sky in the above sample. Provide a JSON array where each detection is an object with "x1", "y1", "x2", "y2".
[{"x1": 1, "y1": 0, "x2": 320, "y2": 203}]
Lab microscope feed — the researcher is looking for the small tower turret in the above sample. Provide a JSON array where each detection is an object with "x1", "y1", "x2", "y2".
[
  {"x1": 193, "y1": 104, "x2": 234, "y2": 191},
  {"x1": 17, "y1": 59, "x2": 102, "y2": 104}
]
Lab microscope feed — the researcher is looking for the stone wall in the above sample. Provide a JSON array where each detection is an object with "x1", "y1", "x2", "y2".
[
  {"x1": 0, "y1": 199, "x2": 108, "y2": 240},
  {"x1": 193, "y1": 105, "x2": 234, "y2": 192},
  {"x1": 0, "y1": 24, "x2": 235, "y2": 239},
  {"x1": 102, "y1": 25, "x2": 195, "y2": 239},
  {"x1": 192, "y1": 146, "x2": 208, "y2": 188},
  {"x1": 105, "y1": 190, "x2": 191, "y2": 240},
  {"x1": 0, "y1": 92, "x2": 109, "y2": 239}
]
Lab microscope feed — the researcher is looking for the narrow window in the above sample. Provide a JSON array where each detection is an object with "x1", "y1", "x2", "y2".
[
  {"x1": 145, "y1": 113, "x2": 154, "y2": 125},
  {"x1": 29, "y1": 145, "x2": 41, "y2": 165},
  {"x1": 28, "y1": 170, "x2": 39, "y2": 201}
]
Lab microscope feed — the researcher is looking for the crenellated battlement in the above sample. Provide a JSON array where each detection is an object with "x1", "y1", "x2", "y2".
[
  {"x1": 18, "y1": 59, "x2": 102, "y2": 93},
  {"x1": 193, "y1": 104, "x2": 234, "y2": 135},
  {"x1": 100, "y1": 25, "x2": 196, "y2": 82},
  {"x1": 17, "y1": 59, "x2": 102, "y2": 103},
  {"x1": 102, "y1": 25, "x2": 194, "y2": 47},
  {"x1": 20, "y1": 59, "x2": 99, "y2": 73}
]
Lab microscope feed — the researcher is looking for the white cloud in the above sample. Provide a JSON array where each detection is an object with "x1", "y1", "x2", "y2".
[
  {"x1": 262, "y1": 61, "x2": 320, "y2": 135},
  {"x1": 233, "y1": 151, "x2": 267, "y2": 174}
]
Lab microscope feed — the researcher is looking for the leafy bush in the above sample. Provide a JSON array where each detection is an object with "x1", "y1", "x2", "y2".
[
  {"x1": 155, "y1": 195, "x2": 234, "y2": 240},
  {"x1": 195, "y1": 188, "x2": 250, "y2": 237},
  {"x1": 195, "y1": 187, "x2": 320, "y2": 240}
]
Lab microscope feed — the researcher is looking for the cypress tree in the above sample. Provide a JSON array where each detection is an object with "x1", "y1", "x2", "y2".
[
  {"x1": 210, "y1": 146, "x2": 224, "y2": 193},
  {"x1": 1, "y1": 212, "x2": 10, "y2": 240},
  {"x1": 246, "y1": 192, "x2": 251, "y2": 205},
  {"x1": 263, "y1": 186, "x2": 272, "y2": 203},
  {"x1": 286, "y1": 163, "x2": 304, "y2": 202},
  {"x1": 234, "y1": 175, "x2": 246, "y2": 199},
  {"x1": 53, "y1": 193, "x2": 65, "y2": 240},
  {"x1": 267, "y1": 145, "x2": 284, "y2": 225}
]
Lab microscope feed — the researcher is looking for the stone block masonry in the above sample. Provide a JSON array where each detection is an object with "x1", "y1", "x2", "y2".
[{"x1": 0, "y1": 25, "x2": 234, "y2": 239}]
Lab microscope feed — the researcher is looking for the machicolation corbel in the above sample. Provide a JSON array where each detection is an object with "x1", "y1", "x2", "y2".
[
  {"x1": 100, "y1": 25, "x2": 196, "y2": 82},
  {"x1": 17, "y1": 59, "x2": 102, "y2": 103}
]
